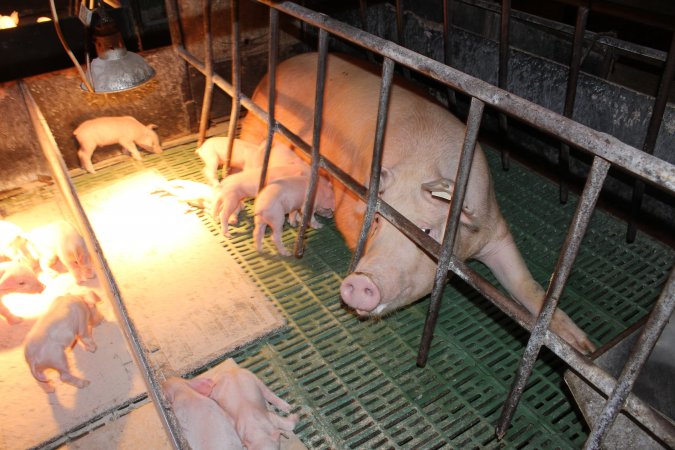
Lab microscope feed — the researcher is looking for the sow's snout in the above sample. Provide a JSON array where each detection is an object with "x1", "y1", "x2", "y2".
[{"x1": 340, "y1": 272, "x2": 382, "y2": 316}]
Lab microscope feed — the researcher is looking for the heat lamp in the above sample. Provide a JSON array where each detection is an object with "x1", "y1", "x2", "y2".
[{"x1": 49, "y1": 0, "x2": 155, "y2": 93}]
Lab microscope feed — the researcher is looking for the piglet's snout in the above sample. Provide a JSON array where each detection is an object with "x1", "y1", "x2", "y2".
[{"x1": 340, "y1": 272, "x2": 381, "y2": 314}]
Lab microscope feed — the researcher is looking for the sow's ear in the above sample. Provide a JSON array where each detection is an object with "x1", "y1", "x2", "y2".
[
  {"x1": 378, "y1": 167, "x2": 394, "y2": 194},
  {"x1": 421, "y1": 178, "x2": 478, "y2": 229}
]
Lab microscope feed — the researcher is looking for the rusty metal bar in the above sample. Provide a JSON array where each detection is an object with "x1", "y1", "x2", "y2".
[
  {"x1": 223, "y1": 0, "x2": 242, "y2": 177},
  {"x1": 559, "y1": 6, "x2": 589, "y2": 204},
  {"x1": 627, "y1": 30, "x2": 675, "y2": 243},
  {"x1": 417, "y1": 97, "x2": 485, "y2": 367},
  {"x1": 197, "y1": 0, "x2": 214, "y2": 147},
  {"x1": 443, "y1": 0, "x2": 458, "y2": 113},
  {"x1": 394, "y1": 0, "x2": 410, "y2": 79},
  {"x1": 258, "y1": 8, "x2": 280, "y2": 192},
  {"x1": 584, "y1": 267, "x2": 675, "y2": 449},
  {"x1": 498, "y1": 0, "x2": 511, "y2": 171},
  {"x1": 294, "y1": 28, "x2": 329, "y2": 257},
  {"x1": 252, "y1": 1, "x2": 675, "y2": 195},
  {"x1": 18, "y1": 82, "x2": 188, "y2": 450},
  {"x1": 348, "y1": 57, "x2": 396, "y2": 272},
  {"x1": 496, "y1": 156, "x2": 611, "y2": 438}
]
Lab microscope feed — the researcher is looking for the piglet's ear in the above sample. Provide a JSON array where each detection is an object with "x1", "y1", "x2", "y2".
[
  {"x1": 188, "y1": 377, "x2": 215, "y2": 396},
  {"x1": 147, "y1": 124, "x2": 159, "y2": 130}
]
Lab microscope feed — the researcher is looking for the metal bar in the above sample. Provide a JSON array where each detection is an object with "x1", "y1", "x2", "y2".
[
  {"x1": 394, "y1": 0, "x2": 411, "y2": 79},
  {"x1": 258, "y1": 8, "x2": 280, "y2": 193},
  {"x1": 224, "y1": 0, "x2": 242, "y2": 177},
  {"x1": 497, "y1": 0, "x2": 511, "y2": 170},
  {"x1": 417, "y1": 97, "x2": 485, "y2": 367},
  {"x1": 252, "y1": 1, "x2": 675, "y2": 195},
  {"x1": 294, "y1": 28, "x2": 329, "y2": 257},
  {"x1": 348, "y1": 57, "x2": 396, "y2": 271},
  {"x1": 443, "y1": 0, "x2": 458, "y2": 113},
  {"x1": 197, "y1": 0, "x2": 214, "y2": 147},
  {"x1": 18, "y1": 82, "x2": 188, "y2": 450},
  {"x1": 559, "y1": 6, "x2": 589, "y2": 204},
  {"x1": 496, "y1": 156, "x2": 611, "y2": 438},
  {"x1": 163, "y1": 0, "x2": 185, "y2": 49},
  {"x1": 627, "y1": 30, "x2": 675, "y2": 242},
  {"x1": 583, "y1": 267, "x2": 675, "y2": 449}
]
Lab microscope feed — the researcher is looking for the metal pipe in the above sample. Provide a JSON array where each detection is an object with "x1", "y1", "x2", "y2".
[
  {"x1": 496, "y1": 156, "x2": 611, "y2": 438},
  {"x1": 498, "y1": 0, "x2": 511, "y2": 171},
  {"x1": 559, "y1": 6, "x2": 589, "y2": 204},
  {"x1": 417, "y1": 97, "x2": 485, "y2": 367},
  {"x1": 163, "y1": 0, "x2": 185, "y2": 49},
  {"x1": 18, "y1": 82, "x2": 188, "y2": 450},
  {"x1": 443, "y1": 0, "x2": 458, "y2": 113},
  {"x1": 627, "y1": 30, "x2": 675, "y2": 242},
  {"x1": 253, "y1": 1, "x2": 675, "y2": 195},
  {"x1": 197, "y1": 0, "x2": 214, "y2": 147},
  {"x1": 294, "y1": 29, "x2": 329, "y2": 257},
  {"x1": 583, "y1": 267, "x2": 675, "y2": 449},
  {"x1": 259, "y1": 8, "x2": 280, "y2": 192},
  {"x1": 224, "y1": 0, "x2": 242, "y2": 177},
  {"x1": 394, "y1": 0, "x2": 410, "y2": 79},
  {"x1": 49, "y1": 0, "x2": 94, "y2": 93},
  {"x1": 348, "y1": 57, "x2": 396, "y2": 272}
]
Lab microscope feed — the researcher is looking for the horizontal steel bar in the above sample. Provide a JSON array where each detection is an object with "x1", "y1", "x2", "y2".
[{"x1": 254, "y1": 0, "x2": 675, "y2": 195}]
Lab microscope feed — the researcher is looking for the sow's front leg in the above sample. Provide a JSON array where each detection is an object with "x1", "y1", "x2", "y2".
[{"x1": 476, "y1": 227, "x2": 596, "y2": 354}]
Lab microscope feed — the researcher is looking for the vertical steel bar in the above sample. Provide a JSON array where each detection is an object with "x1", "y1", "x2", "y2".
[
  {"x1": 443, "y1": 0, "x2": 458, "y2": 113},
  {"x1": 583, "y1": 268, "x2": 675, "y2": 449},
  {"x1": 19, "y1": 81, "x2": 188, "y2": 450},
  {"x1": 163, "y1": 0, "x2": 184, "y2": 49},
  {"x1": 258, "y1": 8, "x2": 280, "y2": 192},
  {"x1": 197, "y1": 0, "x2": 214, "y2": 147},
  {"x1": 496, "y1": 156, "x2": 611, "y2": 438},
  {"x1": 395, "y1": 0, "x2": 411, "y2": 78},
  {"x1": 559, "y1": 6, "x2": 589, "y2": 204},
  {"x1": 294, "y1": 29, "x2": 330, "y2": 257},
  {"x1": 417, "y1": 97, "x2": 485, "y2": 367},
  {"x1": 627, "y1": 30, "x2": 675, "y2": 243},
  {"x1": 498, "y1": 0, "x2": 511, "y2": 170},
  {"x1": 347, "y1": 57, "x2": 396, "y2": 271},
  {"x1": 224, "y1": 0, "x2": 242, "y2": 177}
]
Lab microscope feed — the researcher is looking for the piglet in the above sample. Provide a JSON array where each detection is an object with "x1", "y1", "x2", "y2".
[
  {"x1": 73, "y1": 116, "x2": 162, "y2": 173},
  {"x1": 0, "y1": 11, "x2": 18, "y2": 29},
  {"x1": 24, "y1": 290, "x2": 104, "y2": 393},
  {"x1": 254, "y1": 175, "x2": 334, "y2": 256},
  {"x1": 212, "y1": 164, "x2": 309, "y2": 237},
  {"x1": 0, "y1": 261, "x2": 45, "y2": 324},
  {"x1": 0, "y1": 220, "x2": 40, "y2": 270},
  {"x1": 196, "y1": 137, "x2": 305, "y2": 186},
  {"x1": 209, "y1": 359, "x2": 298, "y2": 450},
  {"x1": 162, "y1": 376, "x2": 244, "y2": 450},
  {"x1": 29, "y1": 221, "x2": 95, "y2": 283}
]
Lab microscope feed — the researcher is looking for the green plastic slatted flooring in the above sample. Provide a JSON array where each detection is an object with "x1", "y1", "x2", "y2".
[{"x1": 3, "y1": 143, "x2": 673, "y2": 449}]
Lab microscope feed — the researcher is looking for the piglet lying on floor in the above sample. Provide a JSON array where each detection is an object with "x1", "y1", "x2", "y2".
[
  {"x1": 0, "y1": 261, "x2": 45, "y2": 324},
  {"x1": 24, "y1": 289, "x2": 104, "y2": 393},
  {"x1": 208, "y1": 359, "x2": 299, "y2": 450},
  {"x1": 254, "y1": 175, "x2": 334, "y2": 256},
  {"x1": 162, "y1": 376, "x2": 244, "y2": 450},
  {"x1": 73, "y1": 116, "x2": 162, "y2": 173}
]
